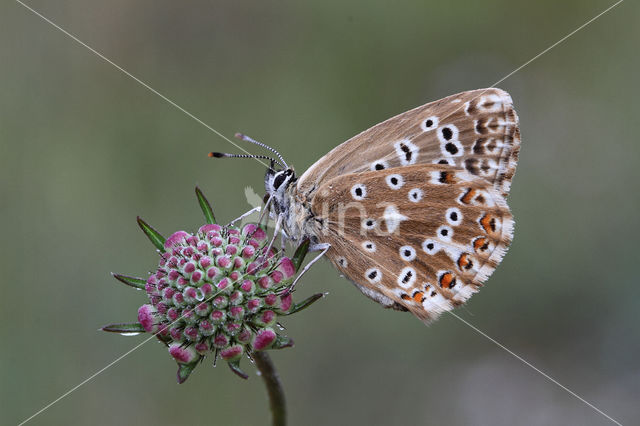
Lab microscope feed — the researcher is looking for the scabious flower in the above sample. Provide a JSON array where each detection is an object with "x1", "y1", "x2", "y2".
[{"x1": 103, "y1": 187, "x2": 322, "y2": 383}]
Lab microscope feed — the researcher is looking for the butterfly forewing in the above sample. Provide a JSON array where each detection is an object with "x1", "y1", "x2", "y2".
[
  {"x1": 310, "y1": 164, "x2": 514, "y2": 322},
  {"x1": 297, "y1": 88, "x2": 520, "y2": 199}
]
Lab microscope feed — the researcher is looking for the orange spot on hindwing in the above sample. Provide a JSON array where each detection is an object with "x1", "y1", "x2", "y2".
[
  {"x1": 457, "y1": 253, "x2": 474, "y2": 271},
  {"x1": 439, "y1": 272, "x2": 456, "y2": 289},
  {"x1": 461, "y1": 188, "x2": 476, "y2": 204},
  {"x1": 473, "y1": 237, "x2": 490, "y2": 253},
  {"x1": 480, "y1": 214, "x2": 497, "y2": 233}
]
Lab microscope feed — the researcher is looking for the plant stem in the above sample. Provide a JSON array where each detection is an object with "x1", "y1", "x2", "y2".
[{"x1": 254, "y1": 351, "x2": 286, "y2": 426}]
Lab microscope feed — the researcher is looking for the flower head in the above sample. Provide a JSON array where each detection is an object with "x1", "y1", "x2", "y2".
[{"x1": 103, "y1": 187, "x2": 322, "y2": 383}]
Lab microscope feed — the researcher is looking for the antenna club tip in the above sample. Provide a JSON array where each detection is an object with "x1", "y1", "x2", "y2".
[
  {"x1": 208, "y1": 152, "x2": 224, "y2": 158},
  {"x1": 234, "y1": 132, "x2": 245, "y2": 140}
]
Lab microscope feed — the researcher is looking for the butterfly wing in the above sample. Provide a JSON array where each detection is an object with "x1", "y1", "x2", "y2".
[
  {"x1": 297, "y1": 88, "x2": 520, "y2": 198},
  {"x1": 310, "y1": 164, "x2": 514, "y2": 322}
]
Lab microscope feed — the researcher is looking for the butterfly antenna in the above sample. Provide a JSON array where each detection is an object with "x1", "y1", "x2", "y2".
[
  {"x1": 208, "y1": 152, "x2": 278, "y2": 164},
  {"x1": 234, "y1": 133, "x2": 288, "y2": 169}
]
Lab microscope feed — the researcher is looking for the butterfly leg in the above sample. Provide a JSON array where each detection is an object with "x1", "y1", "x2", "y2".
[
  {"x1": 226, "y1": 206, "x2": 261, "y2": 226},
  {"x1": 284, "y1": 243, "x2": 330, "y2": 293},
  {"x1": 257, "y1": 193, "x2": 274, "y2": 227},
  {"x1": 262, "y1": 214, "x2": 283, "y2": 261}
]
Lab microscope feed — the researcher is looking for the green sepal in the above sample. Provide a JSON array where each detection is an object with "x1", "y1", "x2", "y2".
[
  {"x1": 111, "y1": 273, "x2": 146, "y2": 290},
  {"x1": 155, "y1": 334, "x2": 170, "y2": 347},
  {"x1": 282, "y1": 293, "x2": 324, "y2": 316},
  {"x1": 177, "y1": 361, "x2": 199, "y2": 384},
  {"x1": 270, "y1": 335, "x2": 294, "y2": 350},
  {"x1": 136, "y1": 216, "x2": 165, "y2": 251},
  {"x1": 195, "y1": 186, "x2": 216, "y2": 224},
  {"x1": 101, "y1": 322, "x2": 146, "y2": 334},
  {"x1": 291, "y1": 239, "x2": 310, "y2": 271},
  {"x1": 228, "y1": 360, "x2": 249, "y2": 379}
]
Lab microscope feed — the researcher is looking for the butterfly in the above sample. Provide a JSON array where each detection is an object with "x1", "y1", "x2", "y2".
[{"x1": 213, "y1": 88, "x2": 520, "y2": 323}]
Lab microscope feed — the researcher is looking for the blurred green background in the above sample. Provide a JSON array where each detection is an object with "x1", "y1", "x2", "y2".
[{"x1": 1, "y1": 0, "x2": 638, "y2": 425}]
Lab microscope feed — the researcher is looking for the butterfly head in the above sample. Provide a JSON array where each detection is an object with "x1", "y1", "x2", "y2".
[{"x1": 265, "y1": 162, "x2": 296, "y2": 214}]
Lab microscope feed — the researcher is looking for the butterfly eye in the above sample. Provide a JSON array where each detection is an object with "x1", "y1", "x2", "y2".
[
  {"x1": 421, "y1": 116, "x2": 439, "y2": 131},
  {"x1": 273, "y1": 172, "x2": 288, "y2": 190}
]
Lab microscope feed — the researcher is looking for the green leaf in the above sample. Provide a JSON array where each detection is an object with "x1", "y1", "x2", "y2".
[
  {"x1": 283, "y1": 293, "x2": 325, "y2": 316},
  {"x1": 291, "y1": 239, "x2": 310, "y2": 271},
  {"x1": 111, "y1": 273, "x2": 146, "y2": 290},
  {"x1": 101, "y1": 322, "x2": 146, "y2": 334},
  {"x1": 177, "y1": 361, "x2": 199, "y2": 384},
  {"x1": 195, "y1": 186, "x2": 216, "y2": 224},
  {"x1": 136, "y1": 216, "x2": 165, "y2": 251},
  {"x1": 228, "y1": 360, "x2": 249, "y2": 380}
]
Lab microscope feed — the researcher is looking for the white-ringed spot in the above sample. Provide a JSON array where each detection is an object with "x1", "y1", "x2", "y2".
[
  {"x1": 399, "y1": 245, "x2": 416, "y2": 261},
  {"x1": 394, "y1": 139, "x2": 419, "y2": 166},
  {"x1": 350, "y1": 183, "x2": 367, "y2": 200},
  {"x1": 408, "y1": 188, "x2": 423, "y2": 203},
  {"x1": 433, "y1": 158, "x2": 455, "y2": 166},
  {"x1": 437, "y1": 124, "x2": 459, "y2": 143},
  {"x1": 370, "y1": 160, "x2": 389, "y2": 171},
  {"x1": 362, "y1": 241, "x2": 377, "y2": 253},
  {"x1": 445, "y1": 207, "x2": 463, "y2": 226},
  {"x1": 397, "y1": 267, "x2": 417, "y2": 288},
  {"x1": 436, "y1": 225, "x2": 453, "y2": 242},
  {"x1": 437, "y1": 124, "x2": 463, "y2": 157},
  {"x1": 385, "y1": 174, "x2": 404, "y2": 190},
  {"x1": 337, "y1": 257, "x2": 348, "y2": 268},
  {"x1": 365, "y1": 268, "x2": 382, "y2": 283},
  {"x1": 362, "y1": 218, "x2": 377, "y2": 230},
  {"x1": 422, "y1": 239, "x2": 440, "y2": 255},
  {"x1": 421, "y1": 116, "x2": 439, "y2": 131}
]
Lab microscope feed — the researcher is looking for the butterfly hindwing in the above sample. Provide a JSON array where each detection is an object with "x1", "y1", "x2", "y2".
[
  {"x1": 310, "y1": 164, "x2": 514, "y2": 322},
  {"x1": 297, "y1": 88, "x2": 520, "y2": 198}
]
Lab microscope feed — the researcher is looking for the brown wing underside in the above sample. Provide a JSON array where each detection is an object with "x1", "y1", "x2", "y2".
[
  {"x1": 297, "y1": 88, "x2": 520, "y2": 199},
  {"x1": 310, "y1": 165, "x2": 513, "y2": 322}
]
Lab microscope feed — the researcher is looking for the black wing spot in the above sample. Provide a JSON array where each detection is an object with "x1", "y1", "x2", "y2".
[
  {"x1": 441, "y1": 127, "x2": 453, "y2": 140},
  {"x1": 445, "y1": 142, "x2": 458, "y2": 154},
  {"x1": 399, "y1": 143, "x2": 412, "y2": 162}
]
